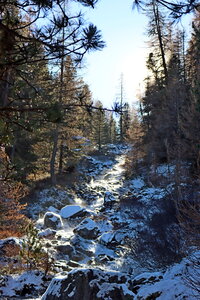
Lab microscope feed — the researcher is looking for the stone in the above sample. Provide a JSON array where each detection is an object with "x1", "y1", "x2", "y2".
[
  {"x1": 38, "y1": 228, "x2": 57, "y2": 238},
  {"x1": 60, "y1": 205, "x2": 86, "y2": 219},
  {"x1": 99, "y1": 232, "x2": 115, "y2": 246},
  {"x1": 74, "y1": 218, "x2": 100, "y2": 240},
  {"x1": 67, "y1": 260, "x2": 81, "y2": 268},
  {"x1": 95, "y1": 254, "x2": 115, "y2": 264},
  {"x1": 70, "y1": 251, "x2": 85, "y2": 262},
  {"x1": 54, "y1": 261, "x2": 71, "y2": 272},
  {"x1": 56, "y1": 244, "x2": 74, "y2": 256},
  {"x1": 0, "y1": 270, "x2": 50, "y2": 298},
  {"x1": 70, "y1": 235, "x2": 95, "y2": 257},
  {"x1": 41, "y1": 268, "x2": 134, "y2": 300},
  {"x1": 44, "y1": 212, "x2": 63, "y2": 230}
]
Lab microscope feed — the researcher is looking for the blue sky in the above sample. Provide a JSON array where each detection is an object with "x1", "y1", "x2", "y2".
[{"x1": 72, "y1": 0, "x2": 192, "y2": 108}]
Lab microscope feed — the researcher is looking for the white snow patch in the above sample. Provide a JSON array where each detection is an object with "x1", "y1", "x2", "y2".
[
  {"x1": 0, "y1": 271, "x2": 45, "y2": 297},
  {"x1": 38, "y1": 228, "x2": 56, "y2": 237},
  {"x1": 60, "y1": 205, "x2": 84, "y2": 218},
  {"x1": 77, "y1": 218, "x2": 98, "y2": 230}
]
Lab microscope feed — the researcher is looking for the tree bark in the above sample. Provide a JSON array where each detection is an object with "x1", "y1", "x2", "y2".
[
  {"x1": 0, "y1": 67, "x2": 12, "y2": 107},
  {"x1": 153, "y1": 2, "x2": 168, "y2": 83},
  {"x1": 50, "y1": 127, "x2": 59, "y2": 185},
  {"x1": 58, "y1": 142, "x2": 64, "y2": 174}
]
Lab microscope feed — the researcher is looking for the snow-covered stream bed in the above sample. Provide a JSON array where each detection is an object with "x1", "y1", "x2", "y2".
[{"x1": 0, "y1": 144, "x2": 199, "y2": 299}]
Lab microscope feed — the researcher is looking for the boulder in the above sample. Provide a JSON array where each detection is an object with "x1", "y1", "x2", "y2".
[
  {"x1": 70, "y1": 251, "x2": 85, "y2": 262},
  {"x1": 44, "y1": 212, "x2": 63, "y2": 230},
  {"x1": 74, "y1": 218, "x2": 100, "y2": 240},
  {"x1": 70, "y1": 235, "x2": 95, "y2": 257},
  {"x1": 56, "y1": 243, "x2": 74, "y2": 256},
  {"x1": 0, "y1": 270, "x2": 50, "y2": 298},
  {"x1": 60, "y1": 205, "x2": 86, "y2": 219},
  {"x1": 41, "y1": 268, "x2": 134, "y2": 300},
  {"x1": 95, "y1": 254, "x2": 115, "y2": 264},
  {"x1": 99, "y1": 230, "x2": 128, "y2": 247}
]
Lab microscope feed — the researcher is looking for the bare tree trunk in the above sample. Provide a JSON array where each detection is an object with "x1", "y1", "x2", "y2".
[
  {"x1": 50, "y1": 7, "x2": 65, "y2": 184},
  {"x1": 182, "y1": 30, "x2": 186, "y2": 83},
  {"x1": 98, "y1": 113, "x2": 102, "y2": 151},
  {"x1": 58, "y1": 142, "x2": 64, "y2": 174},
  {"x1": 0, "y1": 67, "x2": 12, "y2": 107},
  {"x1": 50, "y1": 127, "x2": 59, "y2": 185},
  {"x1": 120, "y1": 73, "x2": 124, "y2": 143},
  {"x1": 153, "y1": 1, "x2": 168, "y2": 83}
]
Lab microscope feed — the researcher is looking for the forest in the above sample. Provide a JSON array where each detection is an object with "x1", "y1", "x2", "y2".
[{"x1": 0, "y1": 0, "x2": 200, "y2": 299}]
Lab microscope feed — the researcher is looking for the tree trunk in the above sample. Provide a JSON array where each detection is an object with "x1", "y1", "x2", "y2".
[
  {"x1": 98, "y1": 115, "x2": 102, "y2": 151},
  {"x1": 120, "y1": 74, "x2": 124, "y2": 143},
  {"x1": 0, "y1": 67, "x2": 12, "y2": 107},
  {"x1": 153, "y1": 2, "x2": 168, "y2": 83},
  {"x1": 50, "y1": 127, "x2": 59, "y2": 185},
  {"x1": 58, "y1": 142, "x2": 64, "y2": 174}
]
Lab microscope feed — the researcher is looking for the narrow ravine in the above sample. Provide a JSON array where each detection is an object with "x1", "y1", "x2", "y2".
[{"x1": 0, "y1": 145, "x2": 197, "y2": 299}]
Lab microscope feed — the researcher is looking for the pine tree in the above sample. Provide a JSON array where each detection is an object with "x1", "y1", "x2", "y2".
[
  {"x1": 141, "y1": 17, "x2": 187, "y2": 165},
  {"x1": 92, "y1": 101, "x2": 110, "y2": 150}
]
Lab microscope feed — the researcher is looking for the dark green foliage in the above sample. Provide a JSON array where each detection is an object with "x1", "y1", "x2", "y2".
[
  {"x1": 82, "y1": 24, "x2": 106, "y2": 51},
  {"x1": 20, "y1": 223, "x2": 43, "y2": 270},
  {"x1": 132, "y1": 0, "x2": 198, "y2": 17},
  {"x1": 77, "y1": 0, "x2": 98, "y2": 8},
  {"x1": 46, "y1": 102, "x2": 63, "y2": 123}
]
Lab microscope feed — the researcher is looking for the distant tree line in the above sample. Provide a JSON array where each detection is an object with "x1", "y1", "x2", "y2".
[{"x1": 130, "y1": 7, "x2": 200, "y2": 175}]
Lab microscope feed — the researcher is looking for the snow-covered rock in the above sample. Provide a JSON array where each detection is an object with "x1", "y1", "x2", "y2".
[
  {"x1": 41, "y1": 268, "x2": 133, "y2": 300},
  {"x1": 44, "y1": 212, "x2": 63, "y2": 230},
  {"x1": 99, "y1": 230, "x2": 128, "y2": 247},
  {"x1": 38, "y1": 228, "x2": 57, "y2": 238},
  {"x1": 41, "y1": 257, "x2": 198, "y2": 300},
  {"x1": 70, "y1": 235, "x2": 96, "y2": 257},
  {"x1": 55, "y1": 243, "x2": 74, "y2": 256},
  {"x1": 60, "y1": 205, "x2": 86, "y2": 219},
  {"x1": 28, "y1": 188, "x2": 74, "y2": 219},
  {"x1": 74, "y1": 218, "x2": 100, "y2": 240},
  {"x1": 0, "y1": 271, "x2": 51, "y2": 298},
  {"x1": 99, "y1": 231, "x2": 115, "y2": 245},
  {"x1": 132, "y1": 258, "x2": 198, "y2": 299}
]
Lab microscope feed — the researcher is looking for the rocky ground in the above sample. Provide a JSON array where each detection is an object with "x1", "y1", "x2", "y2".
[{"x1": 0, "y1": 144, "x2": 199, "y2": 299}]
